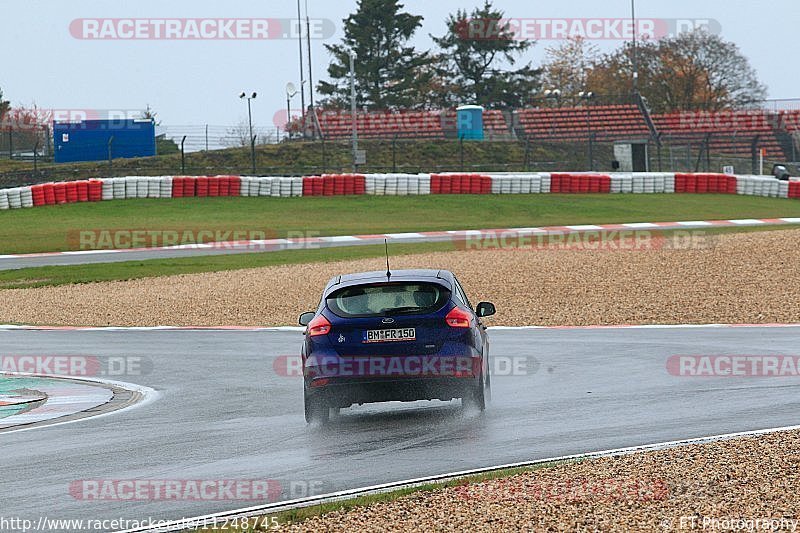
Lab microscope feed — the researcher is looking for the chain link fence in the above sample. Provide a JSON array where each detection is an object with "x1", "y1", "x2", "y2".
[
  {"x1": 0, "y1": 126, "x2": 51, "y2": 161},
  {"x1": 2, "y1": 95, "x2": 798, "y2": 187},
  {"x1": 1, "y1": 134, "x2": 795, "y2": 190}
]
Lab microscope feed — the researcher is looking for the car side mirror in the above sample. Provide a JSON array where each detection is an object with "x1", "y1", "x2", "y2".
[
  {"x1": 299, "y1": 312, "x2": 316, "y2": 326},
  {"x1": 476, "y1": 302, "x2": 496, "y2": 318}
]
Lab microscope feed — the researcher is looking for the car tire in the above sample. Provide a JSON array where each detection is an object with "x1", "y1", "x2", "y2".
[
  {"x1": 463, "y1": 373, "x2": 486, "y2": 411},
  {"x1": 304, "y1": 394, "x2": 330, "y2": 424}
]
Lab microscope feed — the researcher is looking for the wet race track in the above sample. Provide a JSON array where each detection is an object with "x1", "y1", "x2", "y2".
[{"x1": 1, "y1": 326, "x2": 799, "y2": 528}]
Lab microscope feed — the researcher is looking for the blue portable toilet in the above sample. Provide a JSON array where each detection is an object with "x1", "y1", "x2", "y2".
[{"x1": 456, "y1": 105, "x2": 484, "y2": 140}]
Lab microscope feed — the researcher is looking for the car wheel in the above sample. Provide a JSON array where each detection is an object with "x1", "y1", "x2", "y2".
[
  {"x1": 304, "y1": 394, "x2": 330, "y2": 424},
  {"x1": 463, "y1": 373, "x2": 486, "y2": 411}
]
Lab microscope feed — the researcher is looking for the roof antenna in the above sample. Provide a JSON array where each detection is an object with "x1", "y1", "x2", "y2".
[{"x1": 385, "y1": 238, "x2": 392, "y2": 280}]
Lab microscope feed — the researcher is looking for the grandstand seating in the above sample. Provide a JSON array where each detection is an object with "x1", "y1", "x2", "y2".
[
  {"x1": 317, "y1": 109, "x2": 512, "y2": 140},
  {"x1": 515, "y1": 104, "x2": 650, "y2": 141},
  {"x1": 517, "y1": 105, "x2": 789, "y2": 159},
  {"x1": 779, "y1": 110, "x2": 800, "y2": 132},
  {"x1": 483, "y1": 110, "x2": 510, "y2": 135},
  {"x1": 315, "y1": 105, "x2": 797, "y2": 160},
  {"x1": 317, "y1": 109, "x2": 446, "y2": 139},
  {"x1": 652, "y1": 110, "x2": 785, "y2": 159}
]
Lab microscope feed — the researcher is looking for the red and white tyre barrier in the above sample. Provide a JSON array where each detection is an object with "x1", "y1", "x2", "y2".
[{"x1": 1, "y1": 172, "x2": 799, "y2": 210}]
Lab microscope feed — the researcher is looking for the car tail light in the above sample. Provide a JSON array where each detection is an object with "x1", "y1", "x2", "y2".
[
  {"x1": 307, "y1": 315, "x2": 332, "y2": 336},
  {"x1": 445, "y1": 307, "x2": 472, "y2": 328}
]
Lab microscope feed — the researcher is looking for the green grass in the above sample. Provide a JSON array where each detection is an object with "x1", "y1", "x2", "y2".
[
  {"x1": 196, "y1": 460, "x2": 570, "y2": 532},
  {"x1": 3, "y1": 194, "x2": 800, "y2": 255},
  {"x1": 0, "y1": 225, "x2": 796, "y2": 290},
  {"x1": 0, "y1": 242, "x2": 456, "y2": 289}
]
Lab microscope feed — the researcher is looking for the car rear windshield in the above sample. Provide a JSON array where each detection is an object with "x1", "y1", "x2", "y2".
[{"x1": 327, "y1": 282, "x2": 450, "y2": 318}]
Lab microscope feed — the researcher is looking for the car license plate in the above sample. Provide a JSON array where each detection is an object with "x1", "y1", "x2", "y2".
[{"x1": 364, "y1": 328, "x2": 416, "y2": 343}]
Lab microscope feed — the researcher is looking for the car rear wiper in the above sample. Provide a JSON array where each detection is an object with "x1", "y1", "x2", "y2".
[{"x1": 383, "y1": 306, "x2": 424, "y2": 316}]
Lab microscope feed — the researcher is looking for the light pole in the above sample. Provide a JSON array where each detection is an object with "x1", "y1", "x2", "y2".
[
  {"x1": 239, "y1": 91, "x2": 257, "y2": 173},
  {"x1": 239, "y1": 91, "x2": 257, "y2": 142},
  {"x1": 286, "y1": 83, "x2": 298, "y2": 140},
  {"x1": 631, "y1": 0, "x2": 639, "y2": 94},
  {"x1": 542, "y1": 89, "x2": 562, "y2": 137},
  {"x1": 349, "y1": 51, "x2": 358, "y2": 172},
  {"x1": 297, "y1": 0, "x2": 306, "y2": 137},
  {"x1": 305, "y1": 0, "x2": 314, "y2": 110},
  {"x1": 579, "y1": 91, "x2": 596, "y2": 171},
  {"x1": 305, "y1": 0, "x2": 316, "y2": 139}
]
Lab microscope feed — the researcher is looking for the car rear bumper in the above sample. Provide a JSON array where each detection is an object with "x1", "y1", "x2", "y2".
[{"x1": 305, "y1": 375, "x2": 480, "y2": 408}]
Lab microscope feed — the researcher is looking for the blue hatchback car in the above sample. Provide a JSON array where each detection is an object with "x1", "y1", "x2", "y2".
[{"x1": 299, "y1": 269, "x2": 495, "y2": 423}]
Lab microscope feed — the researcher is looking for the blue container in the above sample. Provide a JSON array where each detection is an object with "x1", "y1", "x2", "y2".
[
  {"x1": 456, "y1": 105, "x2": 484, "y2": 140},
  {"x1": 53, "y1": 119, "x2": 156, "y2": 163}
]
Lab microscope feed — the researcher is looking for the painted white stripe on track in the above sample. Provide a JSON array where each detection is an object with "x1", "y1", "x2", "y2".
[
  {"x1": 61, "y1": 249, "x2": 123, "y2": 255},
  {"x1": 565, "y1": 225, "x2": 604, "y2": 230},
  {"x1": 0, "y1": 372, "x2": 159, "y2": 435},
  {"x1": 621, "y1": 222, "x2": 660, "y2": 228},
  {"x1": 319, "y1": 236, "x2": 361, "y2": 242},
  {"x1": 384, "y1": 233, "x2": 424, "y2": 239},
  {"x1": 729, "y1": 219, "x2": 767, "y2": 225},
  {"x1": 115, "y1": 421, "x2": 800, "y2": 533}
]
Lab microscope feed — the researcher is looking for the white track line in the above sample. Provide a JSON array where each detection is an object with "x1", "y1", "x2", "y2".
[
  {"x1": 0, "y1": 217, "x2": 797, "y2": 263},
  {"x1": 0, "y1": 381, "x2": 112, "y2": 427},
  {"x1": 115, "y1": 422, "x2": 800, "y2": 533},
  {"x1": 0, "y1": 372, "x2": 159, "y2": 435},
  {"x1": 730, "y1": 219, "x2": 767, "y2": 225},
  {"x1": 565, "y1": 224, "x2": 604, "y2": 230},
  {"x1": 676, "y1": 220, "x2": 714, "y2": 226}
]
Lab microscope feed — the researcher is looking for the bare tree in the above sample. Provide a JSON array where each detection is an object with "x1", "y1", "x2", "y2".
[
  {"x1": 658, "y1": 30, "x2": 767, "y2": 111},
  {"x1": 540, "y1": 37, "x2": 600, "y2": 101},
  {"x1": 224, "y1": 120, "x2": 274, "y2": 147},
  {"x1": 141, "y1": 104, "x2": 161, "y2": 125},
  {"x1": 587, "y1": 29, "x2": 767, "y2": 112},
  {"x1": 0, "y1": 87, "x2": 9, "y2": 122}
]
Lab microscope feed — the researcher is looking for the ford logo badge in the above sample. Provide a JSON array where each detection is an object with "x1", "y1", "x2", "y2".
[{"x1": 382, "y1": 317, "x2": 395, "y2": 324}]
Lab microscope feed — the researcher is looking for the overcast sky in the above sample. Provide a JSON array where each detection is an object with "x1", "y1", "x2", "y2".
[{"x1": 3, "y1": 0, "x2": 798, "y2": 133}]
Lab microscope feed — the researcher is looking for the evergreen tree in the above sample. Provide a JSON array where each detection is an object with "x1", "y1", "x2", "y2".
[
  {"x1": 431, "y1": 1, "x2": 541, "y2": 108},
  {"x1": 318, "y1": 0, "x2": 432, "y2": 109}
]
